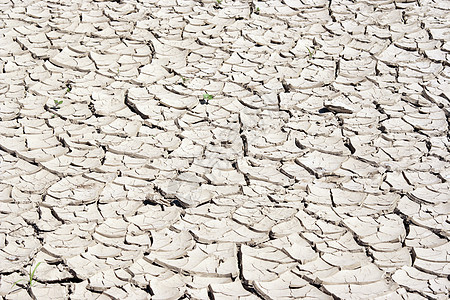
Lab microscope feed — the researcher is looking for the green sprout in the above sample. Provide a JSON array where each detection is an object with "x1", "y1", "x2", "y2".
[
  {"x1": 256, "y1": 7, "x2": 260, "y2": 12},
  {"x1": 180, "y1": 75, "x2": 189, "y2": 84},
  {"x1": 216, "y1": 0, "x2": 222, "y2": 4},
  {"x1": 11, "y1": 262, "x2": 41, "y2": 290},
  {"x1": 51, "y1": 100, "x2": 63, "y2": 117},
  {"x1": 306, "y1": 46, "x2": 315, "y2": 59},
  {"x1": 53, "y1": 100, "x2": 63, "y2": 108},
  {"x1": 203, "y1": 92, "x2": 214, "y2": 102}
]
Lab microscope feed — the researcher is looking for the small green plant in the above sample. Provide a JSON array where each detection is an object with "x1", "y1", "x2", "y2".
[
  {"x1": 180, "y1": 75, "x2": 190, "y2": 84},
  {"x1": 53, "y1": 100, "x2": 63, "y2": 109},
  {"x1": 216, "y1": 0, "x2": 222, "y2": 4},
  {"x1": 256, "y1": 7, "x2": 260, "y2": 12},
  {"x1": 51, "y1": 100, "x2": 63, "y2": 117},
  {"x1": 11, "y1": 262, "x2": 41, "y2": 291},
  {"x1": 306, "y1": 46, "x2": 315, "y2": 59},
  {"x1": 203, "y1": 92, "x2": 214, "y2": 102},
  {"x1": 65, "y1": 83, "x2": 71, "y2": 93}
]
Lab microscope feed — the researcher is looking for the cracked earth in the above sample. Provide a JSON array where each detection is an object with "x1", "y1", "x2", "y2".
[{"x1": 0, "y1": 0, "x2": 449, "y2": 299}]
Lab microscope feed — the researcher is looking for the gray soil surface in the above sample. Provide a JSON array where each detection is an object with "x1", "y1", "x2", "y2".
[{"x1": 0, "y1": 0, "x2": 449, "y2": 299}]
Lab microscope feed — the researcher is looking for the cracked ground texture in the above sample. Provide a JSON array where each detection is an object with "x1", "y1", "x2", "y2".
[{"x1": 0, "y1": 0, "x2": 449, "y2": 299}]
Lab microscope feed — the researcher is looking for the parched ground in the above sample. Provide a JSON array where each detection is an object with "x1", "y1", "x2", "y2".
[{"x1": 0, "y1": 0, "x2": 449, "y2": 299}]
